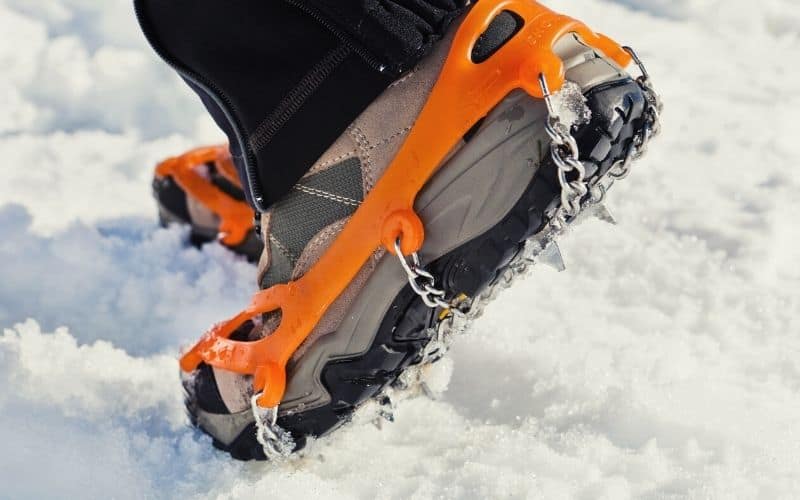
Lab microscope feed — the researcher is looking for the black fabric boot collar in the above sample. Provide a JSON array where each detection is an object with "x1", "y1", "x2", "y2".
[{"x1": 135, "y1": 0, "x2": 468, "y2": 211}]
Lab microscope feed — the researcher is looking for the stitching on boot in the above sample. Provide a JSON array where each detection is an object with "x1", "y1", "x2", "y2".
[
  {"x1": 389, "y1": 69, "x2": 416, "y2": 88},
  {"x1": 292, "y1": 218, "x2": 349, "y2": 280},
  {"x1": 313, "y1": 148, "x2": 359, "y2": 171},
  {"x1": 350, "y1": 126, "x2": 374, "y2": 192},
  {"x1": 312, "y1": 125, "x2": 412, "y2": 175},
  {"x1": 249, "y1": 45, "x2": 352, "y2": 153},
  {"x1": 293, "y1": 185, "x2": 361, "y2": 207},
  {"x1": 268, "y1": 233, "x2": 297, "y2": 263},
  {"x1": 369, "y1": 127, "x2": 412, "y2": 151}
]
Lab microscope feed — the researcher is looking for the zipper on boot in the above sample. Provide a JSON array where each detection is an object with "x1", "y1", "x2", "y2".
[
  {"x1": 284, "y1": 0, "x2": 394, "y2": 74},
  {"x1": 132, "y1": 2, "x2": 267, "y2": 210}
]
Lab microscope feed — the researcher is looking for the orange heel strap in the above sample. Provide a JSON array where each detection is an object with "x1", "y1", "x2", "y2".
[
  {"x1": 156, "y1": 145, "x2": 254, "y2": 246},
  {"x1": 181, "y1": 0, "x2": 632, "y2": 409}
]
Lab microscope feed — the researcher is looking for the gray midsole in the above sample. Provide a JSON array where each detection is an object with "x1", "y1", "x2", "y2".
[{"x1": 196, "y1": 34, "x2": 626, "y2": 446}]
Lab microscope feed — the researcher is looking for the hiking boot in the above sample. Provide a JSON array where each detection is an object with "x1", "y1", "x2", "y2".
[
  {"x1": 179, "y1": 0, "x2": 662, "y2": 460},
  {"x1": 153, "y1": 145, "x2": 263, "y2": 260}
]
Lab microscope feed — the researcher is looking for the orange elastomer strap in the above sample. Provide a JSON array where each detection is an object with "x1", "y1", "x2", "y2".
[
  {"x1": 180, "y1": 0, "x2": 632, "y2": 408},
  {"x1": 214, "y1": 151, "x2": 243, "y2": 188},
  {"x1": 155, "y1": 145, "x2": 254, "y2": 246}
]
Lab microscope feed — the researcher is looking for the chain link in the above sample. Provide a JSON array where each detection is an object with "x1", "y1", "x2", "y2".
[{"x1": 393, "y1": 239, "x2": 453, "y2": 310}]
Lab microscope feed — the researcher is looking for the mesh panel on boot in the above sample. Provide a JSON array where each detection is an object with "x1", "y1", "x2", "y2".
[{"x1": 261, "y1": 158, "x2": 364, "y2": 289}]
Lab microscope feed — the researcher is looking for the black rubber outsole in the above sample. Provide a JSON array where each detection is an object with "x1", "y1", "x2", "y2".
[{"x1": 195, "y1": 78, "x2": 647, "y2": 461}]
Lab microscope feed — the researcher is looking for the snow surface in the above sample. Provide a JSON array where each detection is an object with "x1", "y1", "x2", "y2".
[{"x1": 1, "y1": 0, "x2": 799, "y2": 498}]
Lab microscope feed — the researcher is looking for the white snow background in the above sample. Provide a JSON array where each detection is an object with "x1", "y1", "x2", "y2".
[{"x1": 1, "y1": 0, "x2": 799, "y2": 498}]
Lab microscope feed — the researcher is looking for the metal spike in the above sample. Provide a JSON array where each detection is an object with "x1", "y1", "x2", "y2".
[
  {"x1": 538, "y1": 242, "x2": 566, "y2": 272},
  {"x1": 378, "y1": 409, "x2": 395, "y2": 423},
  {"x1": 420, "y1": 381, "x2": 438, "y2": 400},
  {"x1": 373, "y1": 395, "x2": 395, "y2": 428},
  {"x1": 592, "y1": 204, "x2": 617, "y2": 225}
]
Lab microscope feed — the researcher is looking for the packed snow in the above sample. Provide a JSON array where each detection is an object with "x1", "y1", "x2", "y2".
[{"x1": 1, "y1": 0, "x2": 799, "y2": 498}]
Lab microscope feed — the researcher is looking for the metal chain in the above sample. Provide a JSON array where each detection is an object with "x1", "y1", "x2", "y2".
[
  {"x1": 404, "y1": 46, "x2": 663, "y2": 374},
  {"x1": 607, "y1": 46, "x2": 663, "y2": 181},
  {"x1": 250, "y1": 393, "x2": 294, "y2": 461},
  {"x1": 538, "y1": 74, "x2": 590, "y2": 230},
  {"x1": 393, "y1": 239, "x2": 453, "y2": 310}
]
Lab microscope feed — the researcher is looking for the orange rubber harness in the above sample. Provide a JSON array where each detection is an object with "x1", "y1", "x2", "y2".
[
  {"x1": 155, "y1": 145, "x2": 254, "y2": 246},
  {"x1": 180, "y1": 0, "x2": 632, "y2": 408}
]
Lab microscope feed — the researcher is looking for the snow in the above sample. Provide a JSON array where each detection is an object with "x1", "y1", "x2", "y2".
[
  {"x1": 1, "y1": 0, "x2": 799, "y2": 498},
  {"x1": 551, "y1": 81, "x2": 591, "y2": 131}
]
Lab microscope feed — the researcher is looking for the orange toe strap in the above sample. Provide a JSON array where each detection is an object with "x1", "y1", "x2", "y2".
[
  {"x1": 181, "y1": 0, "x2": 632, "y2": 409},
  {"x1": 156, "y1": 145, "x2": 254, "y2": 246}
]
